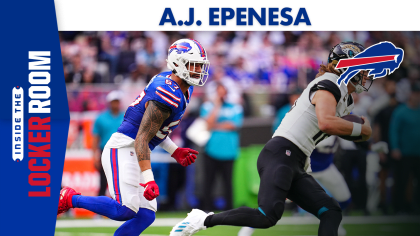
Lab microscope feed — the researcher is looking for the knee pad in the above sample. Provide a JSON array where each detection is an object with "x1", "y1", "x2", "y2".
[{"x1": 255, "y1": 207, "x2": 278, "y2": 228}]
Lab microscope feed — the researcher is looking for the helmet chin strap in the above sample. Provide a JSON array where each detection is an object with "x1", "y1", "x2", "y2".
[{"x1": 349, "y1": 81, "x2": 364, "y2": 94}]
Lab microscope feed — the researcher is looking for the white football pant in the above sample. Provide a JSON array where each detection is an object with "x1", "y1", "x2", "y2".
[
  {"x1": 310, "y1": 164, "x2": 351, "y2": 202},
  {"x1": 101, "y1": 146, "x2": 157, "y2": 213}
]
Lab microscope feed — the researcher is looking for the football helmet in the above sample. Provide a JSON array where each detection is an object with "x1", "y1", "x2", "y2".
[
  {"x1": 328, "y1": 41, "x2": 372, "y2": 93},
  {"x1": 166, "y1": 39, "x2": 210, "y2": 86}
]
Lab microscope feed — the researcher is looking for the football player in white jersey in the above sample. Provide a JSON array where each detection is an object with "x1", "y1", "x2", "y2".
[{"x1": 170, "y1": 42, "x2": 372, "y2": 236}]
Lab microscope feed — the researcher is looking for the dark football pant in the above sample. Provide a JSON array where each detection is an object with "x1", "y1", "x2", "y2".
[{"x1": 204, "y1": 137, "x2": 342, "y2": 236}]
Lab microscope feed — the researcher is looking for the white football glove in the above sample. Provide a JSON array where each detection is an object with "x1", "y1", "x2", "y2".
[{"x1": 371, "y1": 141, "x2": 389, "y2": 154}]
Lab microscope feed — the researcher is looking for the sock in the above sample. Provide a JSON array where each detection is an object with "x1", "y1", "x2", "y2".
[
  {"x1": 338, "y1": 198, "x2": 351, "y2": 210},
  {"x1": 204, "y1": 207, "x2": 274, "y2": 229},
  {"x1": 114, "y1": 208, "x2": 155, "y2": 236},
  {"x1": 318, "y1": 209, "x2": 342, "y2": 236},
  {"x1": 72, "y1": 195, "x2": 135, "y2": 221}
]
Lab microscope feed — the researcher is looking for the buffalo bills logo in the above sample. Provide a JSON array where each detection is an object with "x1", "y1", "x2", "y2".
[
  {"x1": 336, "y1": 41, "x2": 404, "y2": 86},
  {"x1": 169, "y1": 42, "x2": 192, "y2": 54}
]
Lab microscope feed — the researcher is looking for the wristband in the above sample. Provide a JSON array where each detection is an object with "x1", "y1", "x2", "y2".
[
  {"x1": 158, "y1": 137, "x2": 178, "y2": 155},
  {"x1": 142, "y1": 169, "x2": 155, "y2": 183},
  {"x1": 351, "y1": 122, "x2": 362, "y2": 137}
]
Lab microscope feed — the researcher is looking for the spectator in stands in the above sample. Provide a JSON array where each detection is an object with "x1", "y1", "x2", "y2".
[
  {"x1": 372, "y1": 78, "x2": 399, "y2": 214},
  {"x1": 206, "y1": 67, "x2": 242, "y2": 105},
  {"x1": 389, "y1": 82, "x2": 420, "y2": 214},
  {"x1": 200, "y1": 83, "x2": 244, "y2": 211},
  {"x1": 272, "y1": 88, "x2": 302, "y2": 132},
  {"x1": 340, "y1": 93, "x2": 370, "y2": 214},
  {"x1": 136, "y1": 37, "x2": 163, "y2": 68},
  {"x1": 92, "y1": 90, "x2": 125, "y2": 196}
]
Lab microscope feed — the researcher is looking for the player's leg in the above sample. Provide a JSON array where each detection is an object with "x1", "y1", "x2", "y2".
[
  {"x1": 114, "y1": 208, "x2": 156, "y2": 236},
  {"x1": 311, "y1": 164, "x2": 351, "y2": 209},
  {"x1": 202, "y1": 152, "x2": 218, "y2": 211},
  {"x1": 220, "y1": 159, "x2": 234, "y2": 210},
  {"x1": 288, "y1": 173, "x2": 342, "y2": 236},
  {"x1": 311, "y1": 164, "x2": 350, "y2": 235},
  {"x1": 204, "y1": 137, "x2": 299, "y2": 229},
  {"x1": 169, "y1": 137, "x2": 301, "y2": 236},
  {"x1": 114, "y1": 159, "x2": 158, "y2": 235},
  {"x1": 71, "y1": 147, "x2": 140, "y2": 221}
]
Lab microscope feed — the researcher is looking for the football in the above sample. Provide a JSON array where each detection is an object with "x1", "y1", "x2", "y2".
[{"x1": 339, "y1": 114, "x2": 364, "y2": 141}]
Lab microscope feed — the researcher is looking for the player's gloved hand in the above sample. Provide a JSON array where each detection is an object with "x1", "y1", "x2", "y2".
[
  {"x1": 140, "y1": 181, "x2": 159, "y2": 201},
  {"x1": 171, "y1": 147, "x2": 198, "y2": 167},
  {"x1": 371, "y1": 141, "x2": 389, "y2": 154}
]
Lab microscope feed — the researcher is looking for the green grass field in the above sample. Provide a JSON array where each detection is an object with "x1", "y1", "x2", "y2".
[
  {"x1": 56, "y1": 210, "x2": 419, "y2": 236},
  {"x1": 55, "y1": 223, "x2": 418, "y2": 236}
]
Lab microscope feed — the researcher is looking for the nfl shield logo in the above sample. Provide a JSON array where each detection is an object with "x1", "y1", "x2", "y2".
[
  {"x1": 286, "y1": 150, "x2": 291, "y2": 156},
  {"x1": 130, "y1": 151, "x2": 134, "y2": 156}
]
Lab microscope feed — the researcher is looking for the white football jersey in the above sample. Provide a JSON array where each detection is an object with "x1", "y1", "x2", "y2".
[{"x1": 273, "y1": 72, "x2": 354, "y2": 157}]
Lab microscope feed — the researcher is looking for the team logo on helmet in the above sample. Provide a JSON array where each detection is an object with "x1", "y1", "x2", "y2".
[
  {"x1": 336, "y1": 41, "x2": 404, "y2": 86},
  {"x1": 340, "y1": 44, "x2": 362, "y2": 57},
  {"x1": 169, "y1": 42, "x2": 192, "y2": 54}
]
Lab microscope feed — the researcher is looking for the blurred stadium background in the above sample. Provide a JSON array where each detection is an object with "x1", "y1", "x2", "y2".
[{"x1": 57, "y1": 31, "x2": 420, "y2": 236}]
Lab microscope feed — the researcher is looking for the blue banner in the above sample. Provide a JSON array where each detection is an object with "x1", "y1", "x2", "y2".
[{"x1": 0, "y1": 1, "x2": 68, "y2": 235}]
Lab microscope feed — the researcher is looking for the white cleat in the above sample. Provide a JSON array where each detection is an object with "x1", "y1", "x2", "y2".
[
  {"x1": 238, "y1": 227, "x2": 255, "y2": 236},
  {"x1": 170, "y1": 209, "x2": 214, "y2": 236}
]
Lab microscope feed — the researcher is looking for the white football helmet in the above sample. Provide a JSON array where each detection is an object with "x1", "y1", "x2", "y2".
[{"x1": 166, "y1": 39, "x2": 210, "y2": 86}]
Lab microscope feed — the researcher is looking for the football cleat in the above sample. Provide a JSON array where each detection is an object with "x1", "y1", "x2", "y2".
[
  {"x1": 57, "y1": 186, "x2": 81, "y2": 215},
  {"x1": 338, "y1": 223, "x2": 347, "y2": 236},
  {"x1": 238, "y1": 227, "x2": 255, "y2": 236},
  {"x1": 169, "y1": 209, "x2": 213, "y2": 236}
]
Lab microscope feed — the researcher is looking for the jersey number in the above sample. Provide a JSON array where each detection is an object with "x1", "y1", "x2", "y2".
[
  {"x1": 130, "y1": 91, "x2": 146, "y2": 107},
  {"x1": 156, "y1": 120, "x2": 181, "y2": 139}
]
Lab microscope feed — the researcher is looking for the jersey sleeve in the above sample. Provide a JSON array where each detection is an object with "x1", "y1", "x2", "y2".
[
  {"x1": 149, "y1": 83, "x2": 182, "y2": 114},
  {"x1": 150, "y1": 100, "x2": 172, "y2": 115},
  {"x1": 310, "y1": 80, "x2": 341, "y2": 103}
]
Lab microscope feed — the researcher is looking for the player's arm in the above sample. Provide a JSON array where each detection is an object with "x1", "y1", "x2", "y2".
[
  {"x1": 91, "y1": 134, "x2": 102, "y2": 170},
  {"x1": 213, "y1": 105, "x2": 243, "y2": 131},
  {"x1": 204, "y1": 98, "x2": 238, "y2": 131},
  {"x1": 205, "y1": 102, "x2": 221, "y2": 130},
  {"x1": 134, "y1": 100, "x2": 170, "y2": 200},
  {"x1": 312, "y1": 90, "x2": 371, "y2": 141},
  {"x1": 91, "y1": 119, "x2": 102, "y2": 170},
  {"x1": 213, "y1": 122, "x2": 237, "y2": 130},
  {"x1": 159, "y1": 137, "x2": 198, "y2": 167}
]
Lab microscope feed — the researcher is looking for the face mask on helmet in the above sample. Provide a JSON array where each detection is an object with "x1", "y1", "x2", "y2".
[
  {"x1": 166, "y1": 39, "x2": 210, "y2": 86},
  {"x1": 184, "y1": 60, "x2": 210, "y2": 86},
  {"x1": 349, "y1": 71, "x2": 374, "y2": 94}
]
